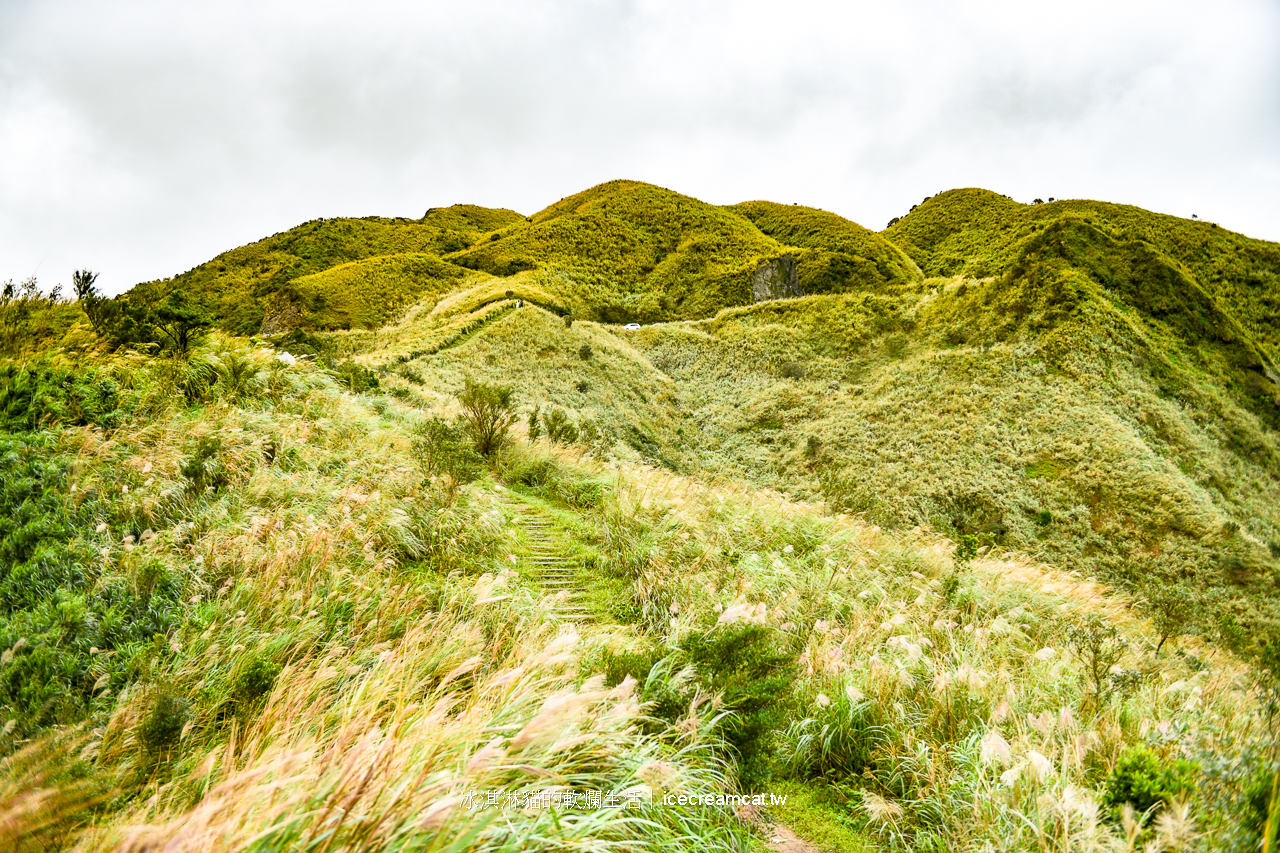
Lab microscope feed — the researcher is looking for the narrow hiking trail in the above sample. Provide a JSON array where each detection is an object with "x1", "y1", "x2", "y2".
[
  {"x1": 505, "y1": 496, "x2": 593, "y2": 622},
  {"x1": 499, "y1": 490, "x2": 829, "y2": 852}
]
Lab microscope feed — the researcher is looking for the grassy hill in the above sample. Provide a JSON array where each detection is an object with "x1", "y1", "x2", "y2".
[
  {"x1": 115, "y1": 181, "x2": 927, "y2": 336},
  {"x1": 885, "y1": 188, "x2": 1280, "y2": 352},
  {"x1": 1, "y1": 340, "x2": 1274, "y2": 851},
  {"x1": 4, "y1": 181, "x2": 1280, "y2": 851},
  {"x1": 127, "y1": 205, "x2": 525, "y2": 334}
]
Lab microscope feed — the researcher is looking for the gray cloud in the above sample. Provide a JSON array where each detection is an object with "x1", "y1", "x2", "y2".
[{"x1": 2, "y1": 0, "x2": 1278, "y2": 294}]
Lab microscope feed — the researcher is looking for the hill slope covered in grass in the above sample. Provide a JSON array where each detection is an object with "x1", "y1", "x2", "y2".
[
  {"x1": 127, "y1": 205, "x2": 525, "y2": 334},
  {"x1": 0, "y1": 338, "x2": 1276, "y2": 852},
  {"x1": 885, "y1": 188, "x2": 1280, "y2": 352},
  {"x1": 318, "y1": 182, "x2": 1280, "y2": 659},
  {"x1": 5, "y1": 180, "x2": 1280, "y2": 851}
]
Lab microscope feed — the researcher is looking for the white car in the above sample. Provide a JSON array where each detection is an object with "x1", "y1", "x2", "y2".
[{"x1": 623, "y1": 323, "x2": 641, "y2": 330}]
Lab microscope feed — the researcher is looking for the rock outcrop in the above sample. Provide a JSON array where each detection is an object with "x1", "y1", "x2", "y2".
[{"x1": 750, "y1": 255, "x2": 802, "y2": 302}]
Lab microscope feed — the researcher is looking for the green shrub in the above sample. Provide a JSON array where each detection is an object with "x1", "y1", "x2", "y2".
[
  {"x1": 331, "y1": 359, "x2": 379, "y2": 392},
  {"x1": 138, "y1": 691, "x2": 190, "y2": 755},
  {"x1": 671, "y1": 622, "x2": 798, "y2": 791},
  {"x1": 180, "y1": 436, "x2": 229, "y2": 495},
  {"x1": 593, "y1": 622, "x2": 797, "y2": 791},
  {"x1": 0, "y1": 437, "x2": 182, "y2": 738},
  {"x1": 527, "y1": 405, "x2": 542, "y2": 442},
  {"x1": 779, "y1": 361, "x2": 806, "y2": 379},
  {"x1": 1101, "y1": 747, "x2": 1198, "y2": 822},
  {"x1": 1245, "y1": 766, "x2": 1280, "y2": 849},
  {"x1": 0, "y1": 364, "x2": 126, "y2": 432},
  {"x1": 457, "y1": 377, "x2": 516, "y2": 457},
  {"x1": 232, "y1": 654, "x2": 280, "y2": 709},
  {"x1": 578, "y1": 344, "x2": 593, "y2": 360},
  {"x1": 412, "y1": 417, "x2": 483, "y2": 483},
  {"x1": 541, "y1": 407, "x2": 579, "y2": 445},
  {"x1": 497, "y1": 446, "x2": 604, "y2": 509}
]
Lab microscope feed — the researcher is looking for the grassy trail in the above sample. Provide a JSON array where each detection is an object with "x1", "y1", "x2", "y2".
[{"x1": 505, "y1": 494, "x2": 593, "y2": 622}]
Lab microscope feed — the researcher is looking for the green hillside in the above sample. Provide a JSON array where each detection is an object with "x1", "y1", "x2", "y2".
[
  {"x1": 728, "y1": 200, "x2": 922, "y2": 289},
  {"x1": 886, "y1": 188, "x2": 1280, "y2": 352},
  {"x1": 443, "y1": 181, "x2": 923, "y2": 323},
  {"x1": 5, "y1": 181, "x2": 1280, "y2": 852},
  {"x1": 128, "y1": 205, "x2": 525, "y2": 334}
]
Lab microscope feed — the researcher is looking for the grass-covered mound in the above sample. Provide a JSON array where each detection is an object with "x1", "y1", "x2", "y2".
[
  {"x1": 885, "y1": 189, "x2": 1280, "y2": 353},
  {"x1": 446, "y1": 180, "x2": 814, "y2": 321},
  {"x1": 287, "y1": 252, "x2": 471, "y2": 330},
  {"x1": 728, "y1": 200, "x2": 922, "y2": 292},
  {"x1": 127, "y1": 205, "x2": 524, "y2": 334},
  {"x1": 369, "y1": 302, "x2": 686, "y2": 469}
]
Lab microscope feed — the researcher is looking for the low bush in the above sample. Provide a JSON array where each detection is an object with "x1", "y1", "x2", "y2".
[
  {"x1": 0, "y1": 364, "x2": 127, "y2": 432},
  {"x1": 605, "y1": 621, "x2": 798, "y2": 791},
  {"x1": 0, "y1": 437, "x2": 188, "y2": 739},
  {"x1": 137, "y1": 691, "x2": 190, "y2": 756},
  {"x1": 541, "y1": 407, "x2": 579, "y2": 445},
  {"x1": 1101, "y1": 746, "x2": 1198, "y2": 822},
  {"x1": 231, "y1": 653, "x2": 280, "y2": 711},
  {"x1": 331, "y1": 359, "x2": 379, "y2": 392}
]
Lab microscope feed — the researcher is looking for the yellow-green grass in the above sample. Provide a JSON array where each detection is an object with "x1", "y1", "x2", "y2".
[
  {"x1": 524, "y1": 443, "x2": 1270, "y2": 850},
  {"x1": 127, "y1": 207, "x2": 523, "y2": 335},
  {"x1": 351, "y1": 251, "x2": 1279, "y2": 649},
  {"x1": 370, "y1": 304, "x2": 687, "y2": 468},
  {"x1": 884, "y1": 188, "x2": 1280, "y2": 353},
  {"x1": 422, "y1": 202, "x2": 527, "y2": 234},
  {"x1": 0, "y1": 340, "x2": 754, "y2": 852},
  {"x1": 729, "y1": 200, "x2": 923, "y2": 285},
  {"x1": 287, "y1": 252, "x2": 471, "y2": 329},
  {"x1": 446, "y1": 180, "x2": 828, "y2": 321},
  {"x1": 766, "y1": 779, "x2": 874, "y2": 852},
  {"x1": 1, "y1": 336, "x2": 1273, "y2": 851},
  {"x1": 616, "y1": 286, "x2": 1280, "y2": 641}
]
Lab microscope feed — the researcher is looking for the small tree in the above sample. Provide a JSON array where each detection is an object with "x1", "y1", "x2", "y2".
[
  {"x1": 72, "y1": 269, "x2": 99, "y2": 301},
  {"x1": 413, "y1": 416, "x2": 483, "y2": 503},
  {"x1": 457, "y1": 378, "x2": 516, "y2": 457},
  {"x1": 152, "y1": 290, "x2": 212, "y2": 356},
  {"x1": 1067, "y1": 614, "x2": 1130, "y2": 703},
  {"x1": 1142, "y1": 579, "x2": 1200, "y2": 656}
]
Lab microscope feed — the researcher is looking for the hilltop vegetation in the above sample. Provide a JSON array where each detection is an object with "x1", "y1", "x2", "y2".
[
  {"x1": 887, "y1": 188, "x2": 1280, "y2": 352},
  {"x1": 126, "y1": 205, "x2": 524, "y2": 334},
  {"x1": 3, "y1": 180, "x2": 1280, "y2": 851}
]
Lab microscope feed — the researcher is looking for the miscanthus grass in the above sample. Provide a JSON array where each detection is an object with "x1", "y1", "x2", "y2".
[
  {"x1": 532, "y1": 443, "x2": 1273, "y2": 852},
  {"x1": 1, "y1": 340, "x2": 752, "y2": 853},
  {"x1": 2, "y1": 338, "x2": 1274, "y2": 852}
]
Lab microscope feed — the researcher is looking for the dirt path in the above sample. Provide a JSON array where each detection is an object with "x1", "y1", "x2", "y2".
[{"x1": 737, "y1": 803, "x2": 826, "y2": 853}]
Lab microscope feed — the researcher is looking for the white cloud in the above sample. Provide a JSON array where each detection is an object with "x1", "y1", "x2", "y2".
[{"x1": 1, "y1": 0, "x2": 1277, "y2": 293}]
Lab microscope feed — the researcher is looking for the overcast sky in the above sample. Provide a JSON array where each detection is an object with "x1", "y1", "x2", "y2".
[{"x1": 3, "y1": 0, "x2": 1278, "y2": 295}]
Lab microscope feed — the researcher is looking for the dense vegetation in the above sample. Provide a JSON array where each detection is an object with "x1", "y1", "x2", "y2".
[{"x1": 3, "y1": 180, "x2": 1280, "y2": 852}]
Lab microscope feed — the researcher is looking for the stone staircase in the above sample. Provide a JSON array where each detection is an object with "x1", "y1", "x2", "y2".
[{"x1": 507, "y1": 499, "x2": 592, "y2": 622}]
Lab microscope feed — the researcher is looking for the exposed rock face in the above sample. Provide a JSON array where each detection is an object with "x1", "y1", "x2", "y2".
[
  {"x1": 260, "y1": 294, "x2": 302, "y2": 335},
  {"x1": 750, "y1": 255, "x2": 802, "y2": 302}
]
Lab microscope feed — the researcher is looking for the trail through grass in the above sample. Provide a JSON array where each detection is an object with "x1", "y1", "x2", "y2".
[{"x1": 501, "y1": 490, "x2": 593, "y2": 622}]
